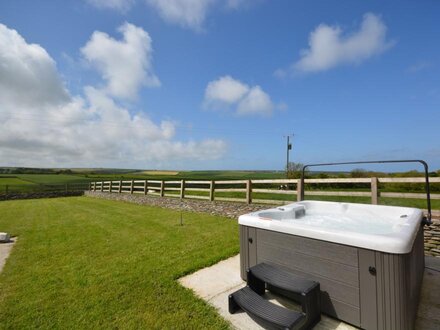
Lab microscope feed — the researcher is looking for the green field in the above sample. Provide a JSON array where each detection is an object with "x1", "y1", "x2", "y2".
[
  {"x1": 0, "y1": 197, "x2": 238, "y2": 329},
  {"x1": 0, "y1": 174, "x2": 92, "y2": 193},
  {"x1": 0, "y1": 177, "x2": 34, "y2": 186},
  {"x1": 85, "y1": 170, "x2": 286, "y2": 181}
]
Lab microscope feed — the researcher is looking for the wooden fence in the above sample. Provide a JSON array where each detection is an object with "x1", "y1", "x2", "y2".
[{"x1": 90, "y1": 177, "x2": 440, "y2": 216}]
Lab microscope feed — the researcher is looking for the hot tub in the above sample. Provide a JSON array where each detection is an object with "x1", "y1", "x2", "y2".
[{"x1": 239, "y1": 200, "x2": 425, "y2": 330}]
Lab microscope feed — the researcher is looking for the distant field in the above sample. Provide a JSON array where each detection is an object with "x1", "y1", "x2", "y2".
[
  {"x1": 86, "y1": 170, "x2": 286, "y2": 182},
  {"x1": 140, "y1": 171, "x2": 179, "y2": 175},
  {"x1": 15, "y1": 174, "x2": 90, "y2": 184},
  {"x1": 0, "y1": 174, "x2": 91, "y2": 193},
  {"x1": 0, "y1": 177, "x2": 34, "y2": 186}
]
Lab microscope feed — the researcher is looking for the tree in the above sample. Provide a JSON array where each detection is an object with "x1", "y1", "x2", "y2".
[
  {"x1": 350, "y1": 168, "x2": 368, "y2": 178},
  {"x1": 286, "y1": 162, "x2": 305, "y2": 179}
]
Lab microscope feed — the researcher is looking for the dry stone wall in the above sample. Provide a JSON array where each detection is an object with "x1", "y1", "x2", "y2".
[{"x1": 424, "y1": 219, "x2": 440, "y2": 257}]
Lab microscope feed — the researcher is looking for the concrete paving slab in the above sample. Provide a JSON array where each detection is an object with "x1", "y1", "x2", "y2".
[
  {"x1": 180, "y1": 254, "x2": 440, "y2": 329},
  {"x1": 179, "y1": 254, "x2": 356, "y2": 329},
  {"x1": 0, "y1": 237, "x2": 16, "y2": 273}
]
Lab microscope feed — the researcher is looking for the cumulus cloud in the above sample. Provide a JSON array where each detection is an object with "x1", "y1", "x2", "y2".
[
  {"x1": 236, "y1": 86, "x2": 273, "y2": 116},
  {"x1": 0, "y1": 23, "x2": 226, "y2": 168},
  {"x1": 81, "y1": 22, "x2": 160, "y2": 100},
  {"x1": 205, "y1": 76, "x2": 249, "y2": 104},
  {"x1": 0, "y1": 24, "x2": 69, "y2": 107},
  {"x1": 204, "y1": 76, "x2": 275, "y2": 116},
  {"x1": 278, "y1": 13, "x2": 393, "y2": 75},
  {"x1": 86, "y1": 0, "x2": 259, "y2": 30},
  {"x1": 86, "y1": 0, "x2": 135, "y2": 12},
  {"x1": 145, "y1": 0, "x2": 215, "y2": 30}
]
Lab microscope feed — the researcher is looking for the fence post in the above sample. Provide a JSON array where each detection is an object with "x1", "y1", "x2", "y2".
[
  {"x1": 110, "y1": 181, "x2": 113, "y2": 194},
  {"x1": 209, "y1": 180, "x2": 215, "y2": 201},
  {"x1": 144, "y1": 180, "x2": 148, "y2": 195},
  {"x1": 180, "y1": 180, "x2": 185, "y2": 199},
  {"x1": 100, "y1": 181, "x2": 103, "y2": 192},
  {"x1": 119, "y1": 180, "x2": 122, "y2": 193},
  {"x1": 371, "y1": 177, "x2": 379, "y2": 205},
  {"x1": 65, "y1": 183, "x2": 68, "y2": 193},
  {"x1": 246, "y1": 180, "x2": 252, "y2": 204},
  {"x1": 130, "y1": 180, "x2": 134, "y2": 194},
  {"x1": 160, "y1": 180, "x2": 165, "y2": 197},
  {"x1": 5, "y1": 185, "x2": 8, "y2": 199},
  {"x1": 297, "y1": 179, "x2": 303, "y2": 201}
]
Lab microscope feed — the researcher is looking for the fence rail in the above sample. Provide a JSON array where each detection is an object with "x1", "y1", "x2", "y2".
[{"x1": 89, "y1": 177, "x2": 440, "y2": 215}]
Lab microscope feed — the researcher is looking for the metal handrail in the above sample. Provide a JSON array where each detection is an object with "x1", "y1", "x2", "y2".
[{"x1": 300, "y1": 160, "x2": 432, "y2": 225}]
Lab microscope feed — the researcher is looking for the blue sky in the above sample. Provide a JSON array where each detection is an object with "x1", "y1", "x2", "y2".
[{"x1": 0, "y1": 0, "x2": 439, "y2": 171}]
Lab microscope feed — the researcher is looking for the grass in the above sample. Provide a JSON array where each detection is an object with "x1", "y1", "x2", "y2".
[{"x1": 0, "y1": 197, "x2": 238, "y2": 329}]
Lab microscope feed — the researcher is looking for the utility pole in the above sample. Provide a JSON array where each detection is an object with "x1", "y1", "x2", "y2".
[{"x1": 285, "y1": 134, "x2": 293, "y2": 178}]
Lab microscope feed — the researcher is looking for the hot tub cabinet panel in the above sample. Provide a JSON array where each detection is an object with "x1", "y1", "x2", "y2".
[{"x1": 239, "y1": 225, "x2": 424, "y2": 330}]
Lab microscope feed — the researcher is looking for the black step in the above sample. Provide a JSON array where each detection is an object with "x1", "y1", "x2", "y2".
[
  {"x1": 247, "y1": 263, "x2": 321, "y2": 329},
  {"x1": 247, "y1": 263, "x2": 319, "y2": 296},
  {"x1": 229, "y1": 286, "x2": 306, "y2": 330}
]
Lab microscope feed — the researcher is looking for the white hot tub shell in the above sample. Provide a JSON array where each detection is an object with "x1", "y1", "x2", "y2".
[{"x1": 238, "y1": 201, "x2": 425, "y2": 330}]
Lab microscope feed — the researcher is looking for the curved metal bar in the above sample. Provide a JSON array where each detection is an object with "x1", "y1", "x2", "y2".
[{"x1": 300, "y1": 160, "x2": 432, "y2": 225}]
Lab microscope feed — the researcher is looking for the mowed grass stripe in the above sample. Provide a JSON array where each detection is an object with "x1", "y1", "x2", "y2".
[{"x1": 0, "y1": 197, "x2": 238, "y2": 329}]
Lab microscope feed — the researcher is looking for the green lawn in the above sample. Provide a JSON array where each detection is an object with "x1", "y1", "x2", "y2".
[{"x1": 0, "y1": 197, "x2": 238, "y2": 329}]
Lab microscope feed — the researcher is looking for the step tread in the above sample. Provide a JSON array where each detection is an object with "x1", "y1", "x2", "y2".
[
  {"x1": 231, "y1": 286, "x2": 305, "y2": 329},
  {"x1": 250, "y1": 263, "x2": 319, "y2": 294}
]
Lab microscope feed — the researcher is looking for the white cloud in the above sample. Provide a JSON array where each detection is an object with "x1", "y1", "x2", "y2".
[
  {"x1": 86, "y1": 0, "x2": 258, "y2": 31},
  {"x1": 86, "y1": 0, "x2": 135, "y2": 12},
  {"x1": 0, "y1": 24, "x2": 69, "y2": 107},
  {"x1": 81, "y1": 22, "x2": 160, "y2": 100},
  {"x1": 204, "y1": 76, "x2": 275, "y2": 116},
  {"x1": 0, "y1": 23, "x2": 226, "y2": 168},
  {"x1": 205, "y1": 75, "x2": 249, "y2": 104},
  {"x1": 280, "y1": 13, "x2": 393, "y2": 75},
  {"x1": 236, "y1": 86, "x2": 273, "y2": 116},
  {"x1": 145, "y1": 0, "x2": 215, "y2": 30}
]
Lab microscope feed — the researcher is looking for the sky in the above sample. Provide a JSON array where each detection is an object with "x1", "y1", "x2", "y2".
[{"x1": 0, "y1": 0, "x2": 439, "y2": 172}]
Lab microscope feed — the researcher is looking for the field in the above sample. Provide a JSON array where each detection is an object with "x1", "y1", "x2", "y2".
[
  {"x1": 140, "y1": 170, "x2": 179, "y2": 175},
  {"x1": 0, "y1": 197, "x2": 238, "y2": 329},
  {"x1": 0, "y1": 177, "x2": 34, "y2": 186},
  {"x1": 85, "y1": 170, "x2": 286, "y2": 181}
]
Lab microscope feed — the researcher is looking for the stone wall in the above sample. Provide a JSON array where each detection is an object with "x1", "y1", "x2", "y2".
[
  {"x1": 84, "y1": 191, "x2": 268, "y2": 218},
  {"x1": 85, "y1": 191, "x2": 440, "y2": 257},
  {"x1": 424, "y1": 219, "x2": 440, "y2": 257},
  {"x1": 0, "y1": 191, "x2": 84, "y2": 201}
]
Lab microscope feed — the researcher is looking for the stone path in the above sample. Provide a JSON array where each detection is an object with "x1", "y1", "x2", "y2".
[{"x1": 0, "y1": 237, "x2": 16, "y2": 273}]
